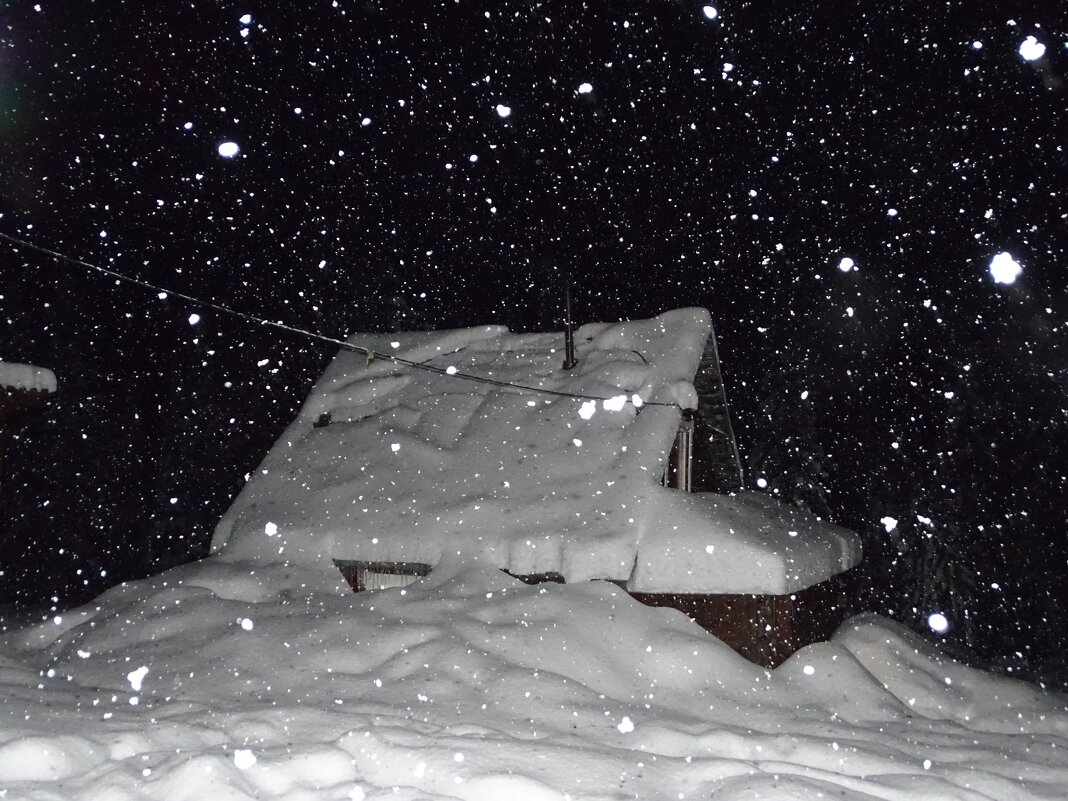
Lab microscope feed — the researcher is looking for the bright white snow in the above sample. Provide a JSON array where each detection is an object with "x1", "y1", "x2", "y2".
[
  {"x1": 990, "y1": 251, "x2": 1023, "y2": 284},
  {"x1": 0, "y1": 558, "x2": 1065, "y2": 799},
  {"x1": 1019, "y1": 35, "x2": 1046, "y2": 61},
  {"x1": 217, "y1": 141, "x2": 241, "y2": 158},
  {"x1": 927, "y1": 612, "x2": 949, "y2": 634},
  {"x1": 2, "y1": 309, "x2": 1056, "y2": 798},
  {"x1": 0, "y1": 361, "x2": 57, "y2": 393},
  {"x1": 233, "y1": 748, "x2": 257, "y2": 770},
  {"x1": 126, "y1": 665, "x2": 148, "y2": 692},
  {"x1": 212, "y1": 309, "x2": 858, "y2": 594}
]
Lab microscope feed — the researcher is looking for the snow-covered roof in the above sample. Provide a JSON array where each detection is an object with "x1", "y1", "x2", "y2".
[
  {"x1": 213, "y1": 308, "x2": 859, "y2": 594},
  {"x1": 0, "y1": 361, "x2": 57, "y2": 394}
]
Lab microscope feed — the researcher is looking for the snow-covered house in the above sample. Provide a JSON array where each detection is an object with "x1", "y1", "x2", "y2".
[
  {"x1": 0, "y1": 361, "x2": 57, "y2": 504},
  {"x1": 213, "y1": 308, "x2": 860, "y2": 666}
]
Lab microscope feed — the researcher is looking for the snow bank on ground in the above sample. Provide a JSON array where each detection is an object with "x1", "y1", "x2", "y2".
[
  {"x1": 0, "y1": 362, "x2": 56, "y2": 394},
  {"x1": 212, "y1": 309, "x2": 858, "y2": 593},
  {"x1": 1, "y1": 557, "x2": 1065, "y2": 800},
  {"x1": 834, "y1": 614, "x2": 1066, "y2": 735}
]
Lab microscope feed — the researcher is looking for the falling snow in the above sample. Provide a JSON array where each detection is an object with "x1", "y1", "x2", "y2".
[
  {"x1": 1018, "y1": 35, "x2": 1046, "y2": 61},
  {"x1": 928, "y1": 612, "x2": 950, "y2": 634},
  {"x1": 1, "y1": 5, "x2": 1065, "y2": 797},
  {"x1": 233, "y1": 749, "x2": 257, "y2": 770},
  {"x1": 989, "y1": 251, "x2": 1022, "y2": 284},
  {"x1": 126, "y1": 666, "x2": 149, "y2": 692}
]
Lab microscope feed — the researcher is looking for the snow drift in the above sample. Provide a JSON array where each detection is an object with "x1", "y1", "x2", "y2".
[{"x1": 1, "y1": 558, "x2": 1065, "y2": 800}]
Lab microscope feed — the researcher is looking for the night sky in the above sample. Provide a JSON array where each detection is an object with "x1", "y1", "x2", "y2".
[{"x1": 2, "y1": 2, "x2": 1065, "y2": 678}]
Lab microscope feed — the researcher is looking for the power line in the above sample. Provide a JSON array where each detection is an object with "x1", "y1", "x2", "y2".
[
  {"x1": 0, "y1": 231, "x2": 679, "y2": 408},
  {"x1": 1, "y1": 230, "x2": 348, "y2": 350}
]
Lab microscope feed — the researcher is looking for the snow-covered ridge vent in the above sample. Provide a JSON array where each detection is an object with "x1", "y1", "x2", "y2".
[
  {"x1": 0, "y1": 361, "x2": 57, "y2": 394},
  {"x1": 212, "y1": 308, "x2": 859, "y2": 594}
]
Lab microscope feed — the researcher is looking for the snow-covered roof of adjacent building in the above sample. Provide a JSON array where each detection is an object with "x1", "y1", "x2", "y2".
[
  {"x1": 213, "y1": 308, "x2": 859, "y2": 594},
  {"x1": 0, "y1": 361, "x2": 57, "y2": 394}
]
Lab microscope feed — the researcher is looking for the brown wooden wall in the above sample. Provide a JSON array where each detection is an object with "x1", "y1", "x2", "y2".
[
  {"x1": 335, "y1": 559, "x2": 851, "y2": 669},
  {"x1": 631, "y1": 573, "x2": 851, "y2": 668},
  {"x1": 0, "y1": 386, "x2": 52, "y2": 425}
]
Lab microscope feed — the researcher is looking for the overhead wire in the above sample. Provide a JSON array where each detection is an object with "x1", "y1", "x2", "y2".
[{"x1": 0, "y1": 231, "x2": 679, "y2": 408}]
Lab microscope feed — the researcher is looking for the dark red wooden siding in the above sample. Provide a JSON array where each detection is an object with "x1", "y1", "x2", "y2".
[
  {"x1": 631, "y1": 573, "x2": 851, "y2": 668},
  {"x1": 335, "y1": 559, "x2": 850, "y2": 668}
]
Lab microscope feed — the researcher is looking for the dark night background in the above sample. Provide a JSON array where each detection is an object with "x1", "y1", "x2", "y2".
[{"x1": 2, "y1": 3, "x2": 1065, "y2": 681}]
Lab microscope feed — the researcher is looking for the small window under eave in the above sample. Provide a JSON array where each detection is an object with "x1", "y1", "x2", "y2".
[
  {"x1": 335, "y1": 560, "x2": 431, "y2": 592},
  {"x1": 336, "y1": 561, "x2": 568, "y2": 593}
]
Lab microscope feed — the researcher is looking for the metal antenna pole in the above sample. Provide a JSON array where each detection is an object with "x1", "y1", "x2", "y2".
[{"x1": 562, "y1": 281, "x2": 577, "y2": 370}]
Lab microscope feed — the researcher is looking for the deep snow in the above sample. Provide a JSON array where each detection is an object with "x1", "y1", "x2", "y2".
[
  {"x1": 1, "y1": 313, "x2": 1062, "y2": 799},
  {"x1": 213, "y1": 310, "x2": 858, "y2": 594},
  {"x1": 1, "y1": 557, "x2": 1065, "y2": 800}
]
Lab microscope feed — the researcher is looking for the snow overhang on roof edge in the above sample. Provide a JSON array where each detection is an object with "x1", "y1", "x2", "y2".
[{"x1": 0, "y1": 362, "x2": 57, "y2": 394}]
